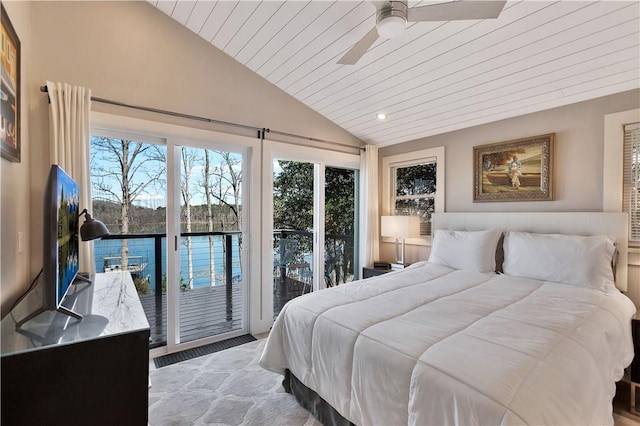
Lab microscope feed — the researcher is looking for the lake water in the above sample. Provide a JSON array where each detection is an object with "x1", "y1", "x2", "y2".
[{"x1": 94, "y1": 234, "x2": 242, "y2": 291}]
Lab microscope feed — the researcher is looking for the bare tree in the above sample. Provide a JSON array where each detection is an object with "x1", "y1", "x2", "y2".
[
  {"x1": 180, "y1": 147, "x2": 200, "y2": 290},
  {"x1": 209, "y1": 151, "x2": 242, "y2": 230},
  {"x1": 91, "y1": 136, "x2": 165, "y2": 271},
  {"x1": 204, "y1": 150, "x2": 216, "y2": 286}
]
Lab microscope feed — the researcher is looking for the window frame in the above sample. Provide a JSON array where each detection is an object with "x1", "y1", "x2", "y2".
[
  {"x1": 603, "y1": 108, "x2": 640, "y2": 246},
  {"x1": 382, "y1": 146, "x2": 445, "y2": 246},
  {"x1": 623, "y1": 122, "x2": 640, "y2": 243}
]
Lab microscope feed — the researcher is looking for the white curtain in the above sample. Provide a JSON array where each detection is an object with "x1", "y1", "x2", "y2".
[
  {"x1": 359, "y1": 144, "x2": 380, "y2": 269},
  {"x1": 46, "y1": 81, "x2": 94, "y2": 273}
]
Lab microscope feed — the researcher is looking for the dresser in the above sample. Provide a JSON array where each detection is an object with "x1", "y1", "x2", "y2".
[{"x1": 1, "y1": 272, "x2": 150, "y2": 426}]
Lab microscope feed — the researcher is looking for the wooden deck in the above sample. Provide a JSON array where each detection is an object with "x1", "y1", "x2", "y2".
[
  {"x1": 139, "y1": 278, "x2": 309, "y2": 348},
  {"x1": 140, "y1": 284, "x2": 243, "y2": 348}
]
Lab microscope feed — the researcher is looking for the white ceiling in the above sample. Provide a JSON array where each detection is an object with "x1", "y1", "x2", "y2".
[{"x1": 149, "y1": 0, "x2": 640, "y2": 147}]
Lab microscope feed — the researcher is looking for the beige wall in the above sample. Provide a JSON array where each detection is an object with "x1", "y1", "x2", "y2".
[
  {"x1": 1, "y1": 1, "x2": 33, "y2": 318},
  {"x1": 1, "y1": 1, "x2": 362, "y2": 318},
  {"x1": 379, "y1": 89, "x2": 640, "y2": 293}
]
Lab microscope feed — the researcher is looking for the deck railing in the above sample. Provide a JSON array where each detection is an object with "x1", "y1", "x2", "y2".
[
  {"x1": 273, "y1": 229, "x2": 356, "y2": 288},
  {"x1": 95, "y1": 231, "x2": 242, "y2": 296},
  {"x1": 94, "y1": 231, "x2": 242, "y2": 348},
  {"x1": 95, "y1": 229, "x2": 355, "y2": 344}
]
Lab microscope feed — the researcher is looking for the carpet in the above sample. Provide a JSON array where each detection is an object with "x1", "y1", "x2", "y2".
[
  {"x1": 149, "y1": 338, "x2": 639, "y2": 426},
  {"x1": 148, "y1": 339, "x2": 322, "y2": 426}
]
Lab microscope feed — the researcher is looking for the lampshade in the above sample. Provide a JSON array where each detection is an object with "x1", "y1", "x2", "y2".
[
  {"x1": 381, "y1": 215, "x2": 421, "y2": 238},
  {"x1": 376, "y1": 15, "x2": 406, "y2": 39},
  {"x1": 79, "y1": 209, "x2": 110, "y2": 241}
]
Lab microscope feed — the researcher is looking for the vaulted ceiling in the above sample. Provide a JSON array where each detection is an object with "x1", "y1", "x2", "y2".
[{"x1": 149, "y1": 1, "x2": 640, "y2": 147}]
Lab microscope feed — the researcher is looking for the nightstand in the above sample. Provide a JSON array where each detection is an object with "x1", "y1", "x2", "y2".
[
  {"x1": 363, "y1": 266, "x2": 391, "y2": 279},
  {"x1": 631, "y1": 315, "x2": 640, "y2": 415}
]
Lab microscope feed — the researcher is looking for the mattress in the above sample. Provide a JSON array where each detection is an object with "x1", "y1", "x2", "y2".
[{"x1": 259, "y1": 261, "x2": 636, "y2": 425}]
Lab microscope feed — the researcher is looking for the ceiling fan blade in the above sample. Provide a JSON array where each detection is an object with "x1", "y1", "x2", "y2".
[
  {"x1": 337, "y1": 26, "x2": 380, "y2": 65},
  {"x1": 408, "y1": 1, "x2": 506, "y2": 22}
]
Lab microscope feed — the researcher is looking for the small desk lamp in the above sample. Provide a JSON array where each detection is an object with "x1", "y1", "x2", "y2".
[
  {"x1": 381, "y1": 215, "x2": 420, "y2": 269},
  {"x1": 79, "y1": 208, "x2": 110, "y2": 241}
]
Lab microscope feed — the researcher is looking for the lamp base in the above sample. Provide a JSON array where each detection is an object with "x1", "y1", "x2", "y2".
[{"x1": 390, "y1": 262, "x2": 408, "y2": 271}]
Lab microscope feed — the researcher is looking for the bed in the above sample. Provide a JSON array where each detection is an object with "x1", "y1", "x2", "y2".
[{"x1": 260, "y1": 212, "x2": 636, "y2": 425}]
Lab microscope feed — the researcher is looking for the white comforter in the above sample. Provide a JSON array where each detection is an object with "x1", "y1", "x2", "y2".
[{"x1": 260, "y1": 262, "x2": 636, "y2": 425}]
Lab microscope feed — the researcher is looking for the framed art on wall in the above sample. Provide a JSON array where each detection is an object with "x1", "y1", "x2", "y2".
[
  {"x1": 473, "y1": 133, "x2": 554, "y2": 202},
  {"x1": 1, "y1": 4, "x2": 21, "y2": 163}
]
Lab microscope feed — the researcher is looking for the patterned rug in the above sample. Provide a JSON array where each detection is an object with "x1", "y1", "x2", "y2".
[
  {"x1": 148, "y1": 339, "x2": 321, "y2": 426},
  {"x1": 149, "y1": 338, "x2": 638, "y2": 426}
]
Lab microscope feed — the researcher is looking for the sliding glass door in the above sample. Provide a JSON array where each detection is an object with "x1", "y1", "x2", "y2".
[
  {"x1": 165, "y1": 139, "x2": 248, "y2": 351},
  {"x1": 268, "y1": 143, "x2": 360, "y2": 318},
  {"x1": 174, "y1": 146, "x2": 245, "y2": 344},
  {"x1": 324, "y1": 166, "x2": 358, "y2": 287},
  {"x1": 91, "y1": 127, "x2": 250, "y2": 353},
  {"x1": 272, "y1": 160, "x2": 315, "y2": 317}
]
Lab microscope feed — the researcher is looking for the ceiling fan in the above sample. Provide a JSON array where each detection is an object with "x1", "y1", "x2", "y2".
[{"x1": 338, "y1": 0, "x2": 506, "y2": 65}]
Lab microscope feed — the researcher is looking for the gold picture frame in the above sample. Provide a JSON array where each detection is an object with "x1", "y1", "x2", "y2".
[
  {"x1": 1, "y1": 4, "x2": 21, "y2": 163},
  {"x1": 473, "y1": 133, "x2": 554, "y2": 202}
]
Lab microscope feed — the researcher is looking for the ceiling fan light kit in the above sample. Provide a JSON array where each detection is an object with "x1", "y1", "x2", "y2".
[
  {"x1": 376, "y1": 1, "x2": 408, "y2": 39},
  {"x1": 338, "y1": 0, "x2": 506, "y2": 66}
]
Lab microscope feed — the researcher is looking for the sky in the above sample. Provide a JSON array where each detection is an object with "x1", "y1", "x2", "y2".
[{"x1": 90, "y1": 137, "x2": 243, "y2": 209}]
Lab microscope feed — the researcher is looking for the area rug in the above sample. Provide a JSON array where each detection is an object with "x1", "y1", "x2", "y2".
[
  {"x1": 148, "y1": 339, "x2": 322, "y2": 426},
  {"x1": 149, "y1": 338, "x2": 637, "y2": 426}
]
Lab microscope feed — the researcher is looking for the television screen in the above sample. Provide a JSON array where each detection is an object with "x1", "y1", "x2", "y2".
[
  {"x1": 55, "y1": 166, "x2": 80, "y2": 305},
  {"x1": 43, "y1": 165, "x2": 80, "y2": 311}
]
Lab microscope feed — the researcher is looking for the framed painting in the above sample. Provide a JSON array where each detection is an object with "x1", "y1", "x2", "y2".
[
  {"x1": 473, "y1": 133, "x2": 554, "y2": 202},
  {"x1": 1, "y1": 4, "x2": 21, "y2": 163}
]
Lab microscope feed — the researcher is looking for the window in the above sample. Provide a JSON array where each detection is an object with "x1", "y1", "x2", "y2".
[
  {"x1": 624, "y1": 122, "x2": 640, "y2": 242},
  {"x1": 382, "y1": 147, "x2": 445, "y2": 238}
]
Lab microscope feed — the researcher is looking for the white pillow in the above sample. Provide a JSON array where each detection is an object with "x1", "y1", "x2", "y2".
[
  {"x1": 502, "y1": 231, "x2": 615, "y2": 292},
  {"x1": 428, "y1": 229, "x2": 503, "y2": 273}
]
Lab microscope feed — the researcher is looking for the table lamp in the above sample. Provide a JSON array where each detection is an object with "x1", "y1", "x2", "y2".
[
  {"x1": 79, "y1": 208, "x2": 110, "y2": 241},
  {"x1": 381, "y1": 215, "x2": 420, "y2": 269}
]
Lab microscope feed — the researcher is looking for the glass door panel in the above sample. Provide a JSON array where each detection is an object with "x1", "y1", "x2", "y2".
[
  {"x1": 89, "y1": 134, "x2": 168, "y2": 348},
  {"x1": 325, "y1": 167, "x2": 358, "y2": 286},
  {"x1": 272, "y1": 160, "x2": 314, "y2": 318},
  {"x1": 178, "y1": 147, "x2": 244, "y2": 344}
]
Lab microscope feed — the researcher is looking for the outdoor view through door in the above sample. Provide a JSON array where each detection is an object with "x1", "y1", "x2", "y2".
[
  {"x1": 90, "y1": 134, "x2": 244, "y2": 348},
  {"x1": 273, "y1": 160, "x2": 358, "y2": 318}
]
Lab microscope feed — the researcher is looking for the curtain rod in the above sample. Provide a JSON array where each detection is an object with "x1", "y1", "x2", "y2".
[{"x1": 40, "y1": 85, "x2": 364, "y2": 152}]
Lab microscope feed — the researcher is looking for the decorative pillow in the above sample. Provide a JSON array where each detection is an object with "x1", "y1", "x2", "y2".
[
  {"x1": 428, "y1": 229, "x2": 503, "y2": 273},
  {"x1": 502, "y1": 231, "x2": 616, "y2": 292}
]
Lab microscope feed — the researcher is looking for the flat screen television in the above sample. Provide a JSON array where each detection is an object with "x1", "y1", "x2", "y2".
[
  {"x1": 41, "y1": 165, "x2": 85, "y2": 320},
  {"x1": 14, "y1": 165, "x2": 89, "y2": 329},
  {"x1": 45, "y1": 164, "x2": 89, "y2": 320}
]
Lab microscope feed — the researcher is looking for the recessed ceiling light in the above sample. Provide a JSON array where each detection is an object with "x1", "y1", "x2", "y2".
[{"x1": 377, "y1": 113, "x2": 387, "y2": 120}]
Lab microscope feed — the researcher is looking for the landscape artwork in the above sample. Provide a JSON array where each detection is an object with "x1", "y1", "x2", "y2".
[
  {"x1": 473, "y1": 134, "x2": 554, "y2": 202},
  {"x1": 57, "y1": 167, "x2": 80, "y2": 302},
  {"x1": 1, "y1": 4, "x2": 20, "y2": 162}
]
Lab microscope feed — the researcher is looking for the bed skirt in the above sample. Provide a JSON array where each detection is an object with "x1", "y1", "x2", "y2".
[{"x1": 283, "y1": 369, "x2": 355, "y2": 426}]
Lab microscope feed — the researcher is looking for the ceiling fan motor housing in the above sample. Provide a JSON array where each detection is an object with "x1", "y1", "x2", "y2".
[{"x1": 376, "y1": 1, "x2": 408, "y2": 39}]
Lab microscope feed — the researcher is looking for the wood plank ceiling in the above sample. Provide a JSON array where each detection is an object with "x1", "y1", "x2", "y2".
[{"x1": 149, "y1": 0, "x2": 640, "y2": 147}]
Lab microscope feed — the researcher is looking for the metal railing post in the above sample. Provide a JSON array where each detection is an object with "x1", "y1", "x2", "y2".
[
  {"x1": 225, "y1": 234, "x2": 233, "y2": 321},
  {"x1": 154, "y1": 236, "x2": 163, "y2": 346},
  {"x1": 154, "y1": 236, "x2": 163, "y2": 296}
]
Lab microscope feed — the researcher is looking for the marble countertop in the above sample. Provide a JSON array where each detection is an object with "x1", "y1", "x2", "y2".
[{"x1": 1, "y1": 272, "x2": 150, "y2": 356}]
